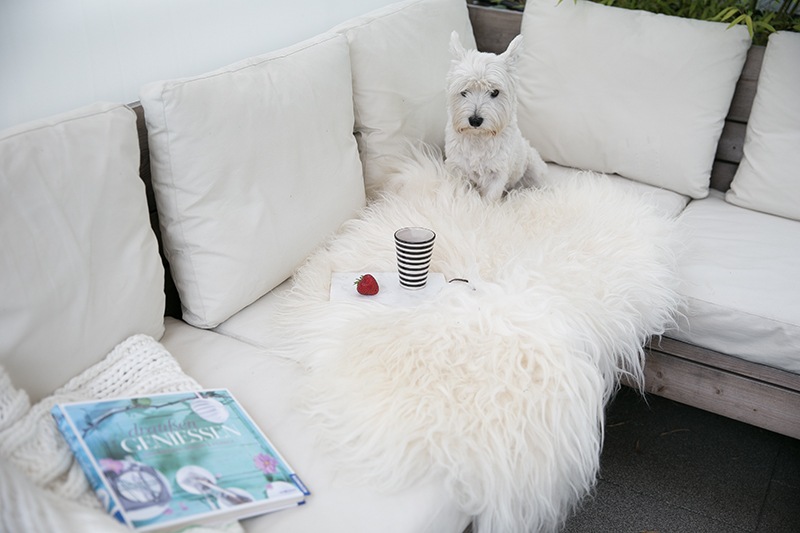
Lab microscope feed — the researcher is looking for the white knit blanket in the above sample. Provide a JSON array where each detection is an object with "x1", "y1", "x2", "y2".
[
  {"x1": 0, "y1": 335, "x2": 243, "y2": 533},
  {"x1": 273, "y1": 149, "x2": 682, "y2": 533}
]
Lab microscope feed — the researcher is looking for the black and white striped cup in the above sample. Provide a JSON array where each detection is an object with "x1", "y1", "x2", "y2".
[{"x1": 395, "y1": 227, "x2": 435, "y2": 290}]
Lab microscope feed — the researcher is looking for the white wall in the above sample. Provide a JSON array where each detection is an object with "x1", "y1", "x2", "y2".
[{"x1": 0, "y1": 0, "x2": 399, "y2": 130}]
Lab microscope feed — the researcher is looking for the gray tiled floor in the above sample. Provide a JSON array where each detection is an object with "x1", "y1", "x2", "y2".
[{"x1": 562, "y1": 387, "x2": 800, "y2": 533}]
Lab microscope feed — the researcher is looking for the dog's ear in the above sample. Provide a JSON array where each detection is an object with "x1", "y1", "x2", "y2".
[
  {"x1": 501, "y1": 34, "x2": 524, "y2": 67},
  {"x1": 449, "y1": 31, "x2": 467, "y2": 60}
]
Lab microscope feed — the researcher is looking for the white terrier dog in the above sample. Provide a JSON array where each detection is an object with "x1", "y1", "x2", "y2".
[{"x1": 445, "y1": 32, "x2": 547, "y2": 201}]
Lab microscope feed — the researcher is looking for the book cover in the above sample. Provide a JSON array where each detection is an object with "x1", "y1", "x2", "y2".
[{"x1": 52, "y1": 389, "x2": 309, "y2": 532}]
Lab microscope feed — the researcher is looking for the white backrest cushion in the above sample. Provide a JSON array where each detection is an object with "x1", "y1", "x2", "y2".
[
  {"x1": 517, "y1": 0, "x2": 751, "y2": 199},
  {"x1": 0, "y1": 102, "x2": 166, "y2": 401},
  {"x1": 726, "y1": 32, "x2": 800, "y2": 221},
  {"x1": 334, "y1": 0, "x2": 475, "y2": 194},
  {"x1": 140, "y1": 33, "x2": 365, "y2": 329}
]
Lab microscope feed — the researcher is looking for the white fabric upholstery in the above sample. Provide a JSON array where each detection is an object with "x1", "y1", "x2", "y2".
[
  {"x1": 544, "y1": 165, "x2": 690, "y2": 219},
  {"x1": 726, "y1": 31, "x2": 800, "y2": 221},
  {"x1": 670, "y1": 191, "x2": 800, "y2": 373},
  {"x1": 160, "y1": 318, "x2": 468, "y2": 533},
  {"x1": 212, "y1": 280, "x2": 292, "y2": 350},
  {"x1": 333, "y1": 0, "x2": 475, "y2": 193},
  {"x1": 140, "y1": 33, "x2": 365, "y2": 329},
  {"x1": 0, "y1": 103, "x2": 165, "y2": 402},
  {"x1": 517, "y1": 0, "x2": 750, "y2": 198}
]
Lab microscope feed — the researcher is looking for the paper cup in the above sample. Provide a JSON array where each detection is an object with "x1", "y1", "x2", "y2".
[{"x1": 395, "y1": 227, "x2": 435, "y2": 290}]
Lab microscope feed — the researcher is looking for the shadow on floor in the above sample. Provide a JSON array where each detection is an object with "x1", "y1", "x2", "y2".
[
  {"x1": 563, "y1": 386, "x2": 800, "y2": 533},
  {"x1": 462, "y1": 387, "x2": 800, "y2": 533}
]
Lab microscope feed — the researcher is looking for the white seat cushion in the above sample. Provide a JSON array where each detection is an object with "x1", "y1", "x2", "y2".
[
  {"x1": 140, "y1": 33, "x2": 365, "y2": 329},
  {"x1": 670, "y1": 190, "x2": 800, "y2": 373},
  {"x1": 160, "y1": 318, "x2": 468, "y2": 533},
  {"x1": 212, "y1": 280, "x2": 292, "y2": 350},
  {"x1": 517, "y1": 0, "x2": 750, "y2": 199},
  {"x1": 334, "y1": 0, "x2": 475, "y2": 194},
  {"x1": 726, "y1": 31, "x2": 800, "y2": 221},
  {"x1": 213, "y1": 164, "x2": 689, "y2": 352},
  {"x1": 544, "y1": 164, "x2": 690, "y2": 219},
  {"x1": 0, "y1": 102, "x2": 165, "y2": 401}
]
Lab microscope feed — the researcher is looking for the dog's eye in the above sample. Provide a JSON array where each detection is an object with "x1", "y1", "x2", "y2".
[
  {"x1": 490, "y1": 89, "x2": 500, "y2": 98},
  {"x1": 460, "y1": 91, "x2": 467, "y2": 97}
]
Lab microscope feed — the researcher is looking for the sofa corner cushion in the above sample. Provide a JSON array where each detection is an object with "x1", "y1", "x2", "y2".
[
  {"x1": 334, "y1": 0, "x2": 475, "y2": 193},
  {"x1": 139, "y1": 32, "x2": 365, "y2": 329},
  {"x1": 726, "y1": 31, "x2": 800, "y2": 221},
  {"x1": 517, "y1": 0, "x2": 751, "y2": 199},
  {"x1": 671, "y1": 190, "x2": 800, "y2": 373},
  {"x1": 0, "y1": 102, "x2": 166, "y2": 402}
]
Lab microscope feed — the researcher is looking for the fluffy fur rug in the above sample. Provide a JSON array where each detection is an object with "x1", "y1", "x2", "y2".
[{"x1": 273, "y1": 147, "x2": 681, "y2": 533}]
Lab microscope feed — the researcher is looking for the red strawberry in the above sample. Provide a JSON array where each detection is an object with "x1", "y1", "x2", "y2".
[{"x1": 355, "y1": 274, "x2": 379, "y2": 296}]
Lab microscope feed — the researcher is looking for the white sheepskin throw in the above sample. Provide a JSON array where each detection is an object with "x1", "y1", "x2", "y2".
[{"x1": 274, "y1": 147, "x2": 681, "y2": 533}]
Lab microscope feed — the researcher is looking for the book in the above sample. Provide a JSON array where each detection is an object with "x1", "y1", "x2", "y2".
[{"x1": 52, "y1": 388, "x2": 309, "y2": 532}]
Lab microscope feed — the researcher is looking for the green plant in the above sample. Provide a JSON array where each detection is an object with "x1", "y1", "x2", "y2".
[
  {"x1": 712, "y1": 0, "x2": 800, "y2": 44},
  {"x1": 472, "y1": 0, "x2": 526, "y2": 11},
  {"x1": 482, "y1": 0, "x2": 800, "y2": 45}
]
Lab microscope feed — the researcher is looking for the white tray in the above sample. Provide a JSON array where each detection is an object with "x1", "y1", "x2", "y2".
[{"x1": 330, "y1": 272, "x2": 446, "y2": 307}]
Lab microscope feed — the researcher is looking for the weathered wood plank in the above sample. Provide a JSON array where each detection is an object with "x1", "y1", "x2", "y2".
[
  {"x1": 630, "y1": 349, "x2": 800, "y2": 439},
  {"x1": 728, "y1": 46, "x2": 765, "y2": 123},
  {"x1": 728, "y1": 77, "x2": 758, "y2": 123},
  {"x1": 468, "y1": 4, "x2": 520, "y2": 54},
  {"x1": 716, "y1": 120, "x2": 747, "y2": 163},
  {"x1": 132, "y1": 103, "x2": 155, "y2": 213},
  {"x1": 133, "y1": 101, "x2": 183, "y2": 319},
  {"x1": 148, "y1": 208, "x2": 182, "y2": 319},
  {"x1": 711, "y1": 46, "x2": 765, "y2": 188},
  {"x1": 711, "y1": 117, "x2": 749, "y2": 191},
  {"x1": 649, "y1": 337, "x2": 800, "y2": 392},
  {"x1": 710, "y1": 160, "x2": 737, "y2": 192},
  {"x1": 742, "y1": 45, "x2": 766, "y2": 81}
]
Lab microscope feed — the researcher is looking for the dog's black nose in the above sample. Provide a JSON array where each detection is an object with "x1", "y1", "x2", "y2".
[{"x1": 468, "y1": 115, "x2": 483, "y2": 128}]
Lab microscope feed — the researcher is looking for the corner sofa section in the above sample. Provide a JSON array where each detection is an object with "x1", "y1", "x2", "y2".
[
  {"x1": 0, "y1": 97, "x2": 468, "y2": 533},
  {"x1": 1, "y1": 1, "x2": 477, "y2": 532},
  {"x1": 469, "y1": 3, "x2": 800, "y2": 439},
  {"x1": 2, "y1": 1, "x2": 799, "y2": 532}
]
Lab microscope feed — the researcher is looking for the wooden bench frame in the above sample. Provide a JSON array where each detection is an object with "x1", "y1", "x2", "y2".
[
  {"x1": 469, "y1": 4, "x2": 800, "y2": 439},
  {"x1": 131, "y1": 3, "x2": 799, "y2": 442}
]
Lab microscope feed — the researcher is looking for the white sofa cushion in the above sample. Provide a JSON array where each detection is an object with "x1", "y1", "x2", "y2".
[
  {"x1": 0, "y1": 103, "x2": 166, "y2": 402},
  {"x1": 670, "y1": 191, "x2": 800, "y2": 373},
  {"x1": 517, "y1": 0, "x2": 750, "y2": 199},
  {"x1": 334, "y1": 0, "x2": 475, "y2": 194},
  {"x1": 543, "y1": 165, "x2": 690, "y2": 219},
  {"x1": 140, "y1": 33, "x2": 365, "y2": 329},
  {"x1": 726, "y1": 31, "x2": 800, "y2": 221},
  {"x1": 212, "y1": 280, "x2": 292, "y2": 349},
  {"x1": 160, "y1": 318, "x2": 469, "y2": 533}
]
